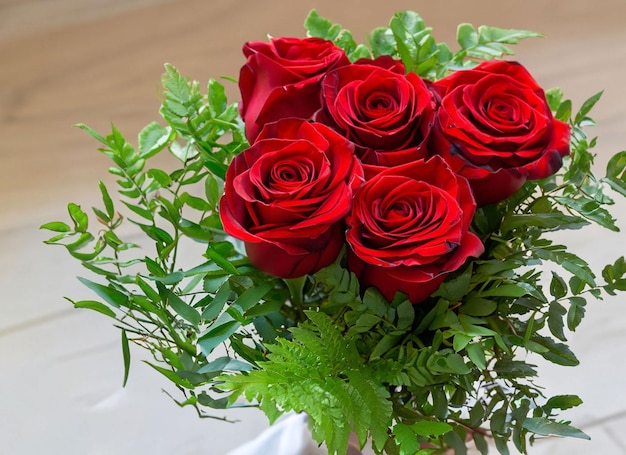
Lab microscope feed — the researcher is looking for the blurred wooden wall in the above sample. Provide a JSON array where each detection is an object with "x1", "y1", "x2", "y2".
[{"x1": 2, "y1": 1, "x2": 626, "y2": 453}]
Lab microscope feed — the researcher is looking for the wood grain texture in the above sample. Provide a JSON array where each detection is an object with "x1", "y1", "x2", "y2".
[{"x1": 2, "y1": 1, "x2": 626, "y2": 453}]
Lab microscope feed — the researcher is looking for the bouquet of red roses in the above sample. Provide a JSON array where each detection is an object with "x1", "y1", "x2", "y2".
[{"x1": 42, "y1": 10, "x2": 626, "y2": 455}]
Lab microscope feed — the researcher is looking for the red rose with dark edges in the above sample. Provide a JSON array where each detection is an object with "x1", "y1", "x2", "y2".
[
  {"x1": 430, "y1": 60, "x2": 570, "y2": 206},
  {"x1": 316, "y1": 58, "x2": 436, "y2": 166},
  {"x1": 219, "y1": 119, "x2": 363, "y2": 278},
  {"x1": 345, "y1": 156, "x2": 484, "y2": 304},
  {"x1": 238, "y1": 37, "x2": 350, "y2": 143}
]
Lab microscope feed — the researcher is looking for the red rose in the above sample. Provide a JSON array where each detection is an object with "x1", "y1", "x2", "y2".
[
  {"x1": 220, "y1": 119, "x2": 363, "y2": 278},
  {"x1": 317, "y1": 58, "x2": 436, "y2": 166},
  {"x1": 238, "y1": 37, "x2": 349, "y2": 143},
  {"x1": 430, "y1": 60, "x2": 570, "y2": 206},
  {"x1": 346, "y1": 156, "x2": 484, "y2": 303}
]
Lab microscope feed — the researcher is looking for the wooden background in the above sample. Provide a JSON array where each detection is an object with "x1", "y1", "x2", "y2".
[{"x1": 2, "y1": 0, "x2": 626, "y2": 453}]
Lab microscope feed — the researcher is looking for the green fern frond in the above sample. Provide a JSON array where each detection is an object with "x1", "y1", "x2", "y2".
[{"x1": 221, "y1": 311, "x2": 394, "y2": 454}]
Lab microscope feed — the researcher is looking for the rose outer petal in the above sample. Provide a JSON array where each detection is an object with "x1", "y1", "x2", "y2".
[{"x1": 345, "y1": 157, "x2": 483, "y2": 303}]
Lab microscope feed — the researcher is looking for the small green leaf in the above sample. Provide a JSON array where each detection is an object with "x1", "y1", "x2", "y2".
[
  {"x1": 350, "y1": 44, "x2": 372, "y2": 61},
  {"x1": 466, "y1": 342, "x2": 487, "y2": 370},
  {"x1": 473, "y1": 431, "x2": 489, "y2": 455},
  {"x1": 555, "y1": 99, "x2": 572, "y2": 122},
  {"x1": 501, "y1": 212, "x2": 588, "y2": 233},
  {"x1": 477, "y1": 25, "x2": 542, "y2": 44},
  {"x1": 40, "y1": 221, "x2": 71, "y2": 232},
  {"x1": 533, "y1": 248, "x2": 596, "y2": 287},
  {"x1": 396, "y1": 300, "x2": 414, "y2": 330},
  {"x1": 575, "y1": 90, "x2": 603, "y2": 125},
  {"x1": 606, "y1": 150, "x2": 626, "y2": 179},
  {"x1": 91, "y1": 207, "x2": 111, "y2": 225},
  {"x1": 169, "y1": 141, "x2": 198, "y2": 162},
  {"x1": 304, "y1": 9, "x2": 341, "y2": 40},
  {"x1": 178, "y1": 219, "x2": 213, "y2": 241},
  {"x1": 434, "y1": 264, "x2": 473, "y2": 301},
  {"x1": 554, "y1": 196, "x2": 618, "y2": 231},
  {"x1": 369, "y1": 27, "x2": 396, "y2": 57},
  {"x1": 121, "y1": 330, "x2": 131, "y2": 387},
  {"x1": 98, "y1": 182, "x2": 115, "y2": 220},
  {"x1": 161, "y1": 348, "x2": 184, "y2": 370},
  {"x1": 443, "y1": 429, "x2": 467, "y2": 455},
  {"x1": 145, "y1": 361, "x2": 193, "y2": 389},
  {"x1": 71, "y1": 299, "x2": 116, "y2": 318},
  {"x1": 245, "y1": 299, "x2": 284, "y2": 318},
  {"x1": 75, "y1": 123, "x2": 108, "y2": 146},
  {"x1": 64, "y1": 232, "x2": 94, "y2": 252},
  {"x1": 412, "y1": 420, "x2": 453, "y2": 437},
  {"x1": 453, "y1": 333, "x2": 472, "y2": 352},
  {"x1": 201, "y1": 281, "x2": 231, "y2": 320},
  {"x1": 137, "y1": 223, "x2": 173, "y2": 244},
  {"x1": 494, "y1": 359, "x2": 537, "y2": 378},
  {"x1": 445, "y1": 353, "x2": 471, "y2": 375},
  {"x1": 567, "y1": 297, "x2": 586, "y2": 331},
  {"x1": 457, "y1": 23, "x2": 478, "y2": 49},
  {"x1": 207, "y1": 79, "x2": 227, "y2": 116},
  {"x1": 181, "y1": 192, "x2": 211, "y2": 212},
  {"x1": 68, "y1": 203, "x2": 88, "y2": 233},
  {"x1": 196, "y1": 392, "x2": 230, "y2": 409},
  {"x1": 545, "y1": 87, "x2": 563, "y2": 112},
  {"x1": 522, "y1": 418, "x2": 589, "y2": 440},
  {"x1": 233, "y1": 281, "x2": 274, "y2": 312},
  {"x1": 490, "y1": 402, "x2": 508, "y2": 436},
  {"x1": 533, "y1": 336, "x2": 579, "y2": 366},
  {"x1": 393, "y1": 423, "x2": 422, "y2": 455},
  {"x1": 147, "y1": 168, "x2": 172, "y2": 188},
  {"x1": 569, "y1": 276, "x2": 586, "y2": 295},
  {"x1": 543, "y1": 395, "x2": 583, "y2": 414},
  {"x1": 431, "y1": 387, "x2": 448, "y2": 420},
  {"x1": 354, "y1": 313, "x2": 380, "y2": 333},
  {"x1": 167, "y1": 291, "x2": 201, "y2": 326},
  {"x1": 604, "y1": 151, "x2": 626, "y2": 197},
  {"x1": 205, "y1": 172, "x2": 221, "y2": 208},
  {"x1": 196, "y1": 356, "x2": 254, "y2": 374},
  {"x1": 123, "y1": 201, "x2": 153, "y2": 221},
  {"x1": 547, "y1": 301, "x2": 567, "y2": 341},
  {"x1": 550, "y1": 273, "x2": 568, "y2": 299},
  {"x1": 459, "y1": 297, "x2": 497, "y2": 316},
  {"x1": 162, "y1": 63, "x2": 192, "y2": 104},
  {"x1": 204, "y1": 244, "x2": 239, "y2": 274},
  {"x1": 605, "y1": 177, "x2": 626, "y2": 198},
  {"x1": 138, "y1": 122, "x2": 171, "y2": 158},
  {"x1": 199, "y1": 319, "x2": 240, "y2": 355},
  {"x1": 370, "y1": 334, "x2": 402, "y2": 360},
  {"x1": 77, "y1": 277, "x2": 128, "y2": 308},
  {"x1": 480, "y1": 284, "x2": 528, "y2": 298},
  {"x1": 151, "y1": 271, "x2": 184, "y2": 285},
  {"x1": 334, "y1": 29, "x2": 357, "y2": 54}
]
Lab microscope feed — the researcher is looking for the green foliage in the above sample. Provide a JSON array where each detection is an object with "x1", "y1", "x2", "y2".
[
  {"x1": 456, "y1": 24, "x2": 542, "y2": 63},
  {"x1": 224, "y1": 311, "x2": 395, "y2": 454},
  {"x1": 305, "y1": 10, "x2": 372, "y2": 61},
  {"x1": 42, "y1": 68, "x2": 286, "y2": 419},
  {"x1": 305, "y1": 9, "x2": 542, "y2": 95},
  {"x1": 41, "y1": 8, "x2": 626, "y2": 455}
]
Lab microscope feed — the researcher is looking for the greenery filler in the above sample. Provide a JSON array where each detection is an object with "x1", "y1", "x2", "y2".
[{"x1": 42, "y1": 10, "x2": 626, "y2": 455}]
